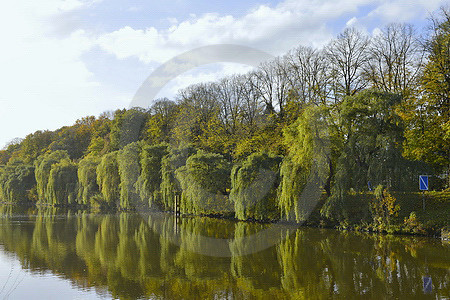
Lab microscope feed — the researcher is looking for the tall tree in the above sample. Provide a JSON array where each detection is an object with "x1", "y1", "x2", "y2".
[
  {"x1": 326, "y1": 28, "x2": 370, "y2": 100},
  {"x1": 96, "y1": 151, "x2": 120, "y2": 207},
  {"x1": 402, "y1": 8, "x2": 450, "y2": 187},
  {"x1": 135, "y1": 143, "x2": 168, "y2": 209},
  {"x1": 34, "y1": 150, "x2": 70, "y2": 203},
  {"x1": 365, "y1": 23, "x2": 424, "y2": 98}
]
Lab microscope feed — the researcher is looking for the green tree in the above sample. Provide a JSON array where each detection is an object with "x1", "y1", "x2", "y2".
[
  {"x1": 77, "y1": 156, "x2": 100, "y2": 205},
  {"x1": 176, "y1": 150, "x2": 232, "y2": 215},
  {"x1": 35, "y1": 150, "x2": 70, "y2": 204},
  {"x1": 279, "y1": 105, "x2": 336, "y2": 222},
  {"x1": 135, "y1": 143, "x2": 168, "y2": 209},
  {"x1": 402, "y1": 9, "x2": 450, "y2": 187},
  {"x1": 96, "y1": 151, "x2": 120, "y2": 207},
  {"x1": 160, "y1": 145, "x2": 196, "y2": 211},
  {"x1": 117, "y1": 142, "x2": 141, "y2": 210},
  {"x1": 110, "y1": 108, "x2": 148, "y2": 151},
  {"x1": 47, "y1": 159, "x2": 78, "y2": 205},
  {"x1": 322, "y1": 90, "x2": 425, "y2": 218},
  {"x1": 230, "y1": 153, "x2": 281, "y2": 220},
  {"x1": 0, "y1": 161, "x2": 36, "y2": 203}
]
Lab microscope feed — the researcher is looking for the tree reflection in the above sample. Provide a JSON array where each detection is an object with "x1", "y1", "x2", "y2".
[{"x1": 0, "y1": 208, "x2": 447, "y2": 299}]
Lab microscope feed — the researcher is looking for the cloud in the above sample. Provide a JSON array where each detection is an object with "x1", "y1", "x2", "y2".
[
  {"x1": 1, "y1": 0, "x2": 448, "y2": 148},
  {"x1": 367, "y1": 0, "x2": 444, "y2": 22},
  {"x1": 96, "y1": 0, "x2": 370, "y2": 64},
  {"x1": 96, "y1": 0, "x2": 448, "y2": 67}
]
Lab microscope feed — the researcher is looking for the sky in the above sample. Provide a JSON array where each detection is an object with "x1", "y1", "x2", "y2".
[{"x1": 0, "y1": 0, "x2": 447, "y2": 148}]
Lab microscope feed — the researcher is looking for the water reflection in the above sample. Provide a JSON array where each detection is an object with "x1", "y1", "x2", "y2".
[{"x1": 0, "y1": 206, "x2": 448, "y2": 299}]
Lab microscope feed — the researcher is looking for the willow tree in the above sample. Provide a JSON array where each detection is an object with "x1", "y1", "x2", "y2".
[
  {"x1": 135, "y1": 143, "x2": 168, "y2": 209},
  {"x1": 47, "y1": 159, "x2": 78, "y2": 205},
  {"x1": 117, "y1": 142, "x2": 141, "y2": 210},
  {"x1": 77, "y1": 156, "x2": 100, "y2": 205},
  {"x1": 175, "y1": 150, "x2": 232, "y2": 215},
  {"x1": 279, "y1": 105, "x2": 335, "y2": 222},
  {"x1": 230, "y1": 153, "x2": 281, "y2": 221},
  {"x1": 322, "y1": 90, "x2": 426, "y2": 219},
  {"x1": 160, "y1": 145, "x2": 196, "y2": 210},
  {"x1": 0, "y1": 161, "x2": 36, "y2": 203},
  {"x1": 34, "y1": 150, "x2": 70, "y2": 204},
  {"x1": 96, "y1": 151, "x2": 120, "y2": 207}
]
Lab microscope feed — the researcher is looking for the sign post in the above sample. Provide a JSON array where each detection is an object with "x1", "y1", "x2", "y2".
[
  {"x1": 423, "y1": 276, "x2": 432, "y2": 294},
  {"x1": 419, "y1": 175, "x2": 429, "y2": 210}
]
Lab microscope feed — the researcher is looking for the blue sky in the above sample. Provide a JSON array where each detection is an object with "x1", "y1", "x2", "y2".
[{"x1": 0, "y1": 0, "x2": 447, "y2": 148}]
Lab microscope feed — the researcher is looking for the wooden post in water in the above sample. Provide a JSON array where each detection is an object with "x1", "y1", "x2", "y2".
[{"x1": 174, "y1": 194, "x2": 177, "y2": 215}]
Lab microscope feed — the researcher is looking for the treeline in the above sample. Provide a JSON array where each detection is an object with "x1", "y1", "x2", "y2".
[{"x1": 0, "y1": 11, "x2": 449, "y2": 224}]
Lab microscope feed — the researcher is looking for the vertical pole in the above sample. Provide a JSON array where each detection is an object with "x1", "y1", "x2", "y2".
[{"x1": 422, "y1": 191, "x2": 425, "y2": 210}]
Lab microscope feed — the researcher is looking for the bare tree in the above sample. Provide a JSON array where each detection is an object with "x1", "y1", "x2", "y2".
[
  {"x1": 365, "y1": 23, "x2": 424, "y2": 97},
  {"x1": 283, "y1": 46, "x2": 331, "y2": 105},
  {"x1": 214, "y1": 75, "x2": 245, "y2": 135},
  {"x1": 251, "y1": 58, "x2": 290, "y2": 115},
  {"x1": 325, "y1": 28, "x2": 370, "y2": 100},
  {"x1": 239, "y1": 73, "x2": 264, "y2": 134}
]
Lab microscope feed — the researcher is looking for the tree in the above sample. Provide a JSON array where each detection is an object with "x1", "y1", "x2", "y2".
[
  {"x1": 117, "y1": 142, "x2": 141, "y2": 210},
  {"x1": 176, "y1": 150, "x2": 232, "y2": 215},
  {"x1": 110, "y1": 108, "x2": 148, "y2": 151},
  {"x1": 283, "y1": 46, "x2": 330, "y2": 105},
  {"x1": 322, "y1": 90, "x2": 426, "y2": 218},
  {"x1": 279, "y1": 105, "x2": 335, "y2": 222},
  {"x1": 47, "y1": 159, "x2": 78, "y2": 205},
  {"x1": 96, "y1": 151, "x2": 120, "y2": 207},
  {"x1": 402, "y1": 8, "x2": 450, "y2": 187},
  {"x1": 160, "y1": 145, "x2": 196, "y2": 211},
  {"x1": 0, "y1": 161, "x2": 36, "y2": 203},
  {"x1": 34, "y1": 150, "x2": 70, "y2": 204},
  {"x1": 325, "y1": 28, "x2": 370, "y2": 100},
  {"x1": 135, "y1": 143, "x2": 168, "y2": 209},
  {"x1": 144, "y1": 98, "x2": 178, "y2": 144},
  {"x1": 365, "y1": 23, "x2": 424, "y2": 98},
  {"x1": 47, "y1": 123, "x2": 92, "y2": 160},
  {"x1": 251, "y1": 58, "x2": 290, "y2": 116},
  {"x1": 77, "y1": 156, "x2": 100, "y2": 205},
  {"x1": 230, "y1": 153, "x2": 281, "y2": 220},
  {"x1": 16, "y1": 130, "x2": 55, "y2": 163}
]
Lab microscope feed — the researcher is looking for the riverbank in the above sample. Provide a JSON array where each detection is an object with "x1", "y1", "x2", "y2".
[
  {"x1": 1, "y1": 189, "x2": 448, "y2": 239},
  {"x1": 304, "y1": 190, "x2": 450, "y2": 238}
]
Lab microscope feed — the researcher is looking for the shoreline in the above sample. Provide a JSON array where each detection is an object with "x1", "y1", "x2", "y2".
[{"x1": 0, "y1": 201, "x2": 447, "y2": 241}]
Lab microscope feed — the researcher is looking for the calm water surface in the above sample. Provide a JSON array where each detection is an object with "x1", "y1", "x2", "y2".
[{"x1": 0, "y1": 206, "x2": 448, "y2": 299}]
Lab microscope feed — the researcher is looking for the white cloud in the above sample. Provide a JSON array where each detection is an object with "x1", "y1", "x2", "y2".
[
  {"x1": 346, "y1": 17, "x2": 358, "y2": 27},
  {"x1": 96, "y1": 0, "x2": 448, "y2": 68},
  {"x1": 367, "y1": 0, "x2": 444, "y2": 22},
  {"x1": 97, "y1": 0, "x2": 373, "y2": 64},
  {"x1": 154, "y1": 63, "x2": 255, "y2": 99}
]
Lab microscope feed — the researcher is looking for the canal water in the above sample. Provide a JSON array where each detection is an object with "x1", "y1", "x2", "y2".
[{"x1": 0, "y1": 206, "x2": 448, "y2": 299}]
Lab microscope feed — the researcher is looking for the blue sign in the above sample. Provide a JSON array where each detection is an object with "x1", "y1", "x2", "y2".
[
  {"x1": 419, "y1": 175, "x2": 429, "y2": 191},
  {"x1": 423, "y1": 276, "x2": 432, "y2": 293}
]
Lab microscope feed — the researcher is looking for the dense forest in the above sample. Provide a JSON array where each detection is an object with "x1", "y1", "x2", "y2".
[{"x1": 0, "y1": 10, "x2": 449, "y2": 232}]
